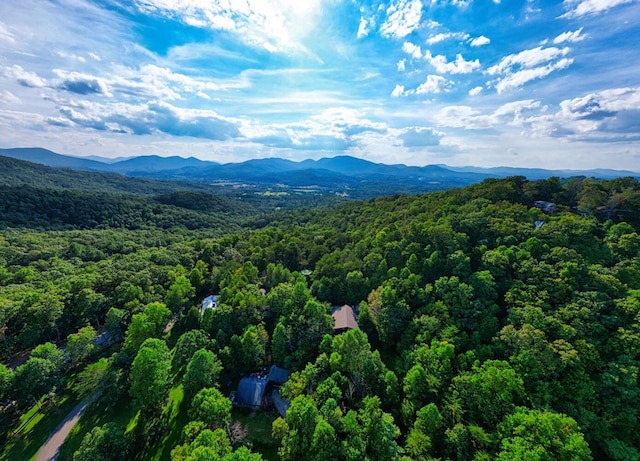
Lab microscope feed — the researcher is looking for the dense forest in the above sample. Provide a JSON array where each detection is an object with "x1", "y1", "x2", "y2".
[{"x1": 1, "y1": 171, "x2": 640, "y2": 461}]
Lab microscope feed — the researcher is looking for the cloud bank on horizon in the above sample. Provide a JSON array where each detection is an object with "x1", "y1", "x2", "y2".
[{"x1": 0, "y1": 0, "x2": 639, "y2": 169}]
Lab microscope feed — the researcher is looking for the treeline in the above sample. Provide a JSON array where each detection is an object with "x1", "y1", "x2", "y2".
[
  {"x1": 0, "y1": 185, "x2": 257, "y2": 230},
  {"x1": 0, "y1": 175, "x2": 639, "y2": 460}
]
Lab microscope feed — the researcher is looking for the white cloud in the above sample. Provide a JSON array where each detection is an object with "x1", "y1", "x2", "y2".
[
  {"x1": 52, "y1": 98, "x2": 242, "y2": 140},
  {"x1": 130, "y1": 0, "x2": 324, "y2": 53},
  {"x1": 357, "y1": 16, "x2": 370, "y2": 38},
  {"x1": 399, "y1": 126, "x2": 444, "y2": 148},
  {"x1": 416, "y1": 75, "x2": 449, "y2": 94},
  {"x1": 0, "y1": 91, "x2": 21, "y2": 105},
  {"x1": 487, "y1": 46, "x2": 574, "y2": 93},
  {"x1": 469, "y1": 86, "x2": 483, "y2": 96},
  {"x1": 397, "y1": 59, "x2": 406, "y2": 71},
  {"x1": 426, "y1": 32, "x2": 469, "y2": 45},
  {"x1": 487, "y1": 46, "x2": 571, "y2": 75},
  {"x1": 424, "y1": 51, "x2": 481, "y2": 74},
  {"x1": 494, "y1": 58, "x2": 574, "y2": 93},
  {"x1": 88, "y1": 52, "x2": 102, "y2": 61},
  {"x1": 561, "y1": 0, "x2": 635, "y2": 18},
  {"x1": 435, "y1": 99, "x2": 542, "y2": 129},
  {"x1": 402, "y1": 41, "x2": 422, "y2": 59},
  {"x1": 391, "y1": 84, "x2": 406, "y2": 97},
  {"x1": 470, "y1": 35, "x2": 491, "y2": 47},
  {"x1": 435, "y1": 105, "x2": 489, "y2": 128},
  {"x1": 0, "y1": 21, "x2": 16, "y2": 44},
  {"x1": 526, "y1": 87, "x2": 640, "y2": 140},
  {"x1": 380, "y1": 0, "x2": 423, "y2": 38},
  {"x1": 52, "y1": 69, "x2": 112, "y2": 96},
  {"x1": 5, "y1": 65, "x2": 47, "y2": 88},
  {"x1": 553, "y1": 27, "x2": 586, "y2": 44}
]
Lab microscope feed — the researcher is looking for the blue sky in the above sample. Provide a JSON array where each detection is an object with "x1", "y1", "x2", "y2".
[{"x1": 1, "y1": 0, "x2": 639, "y2": 169}]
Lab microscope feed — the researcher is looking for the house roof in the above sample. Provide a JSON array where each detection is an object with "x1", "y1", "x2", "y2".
[
  {"x1": 234, "y1": 375, "x2": 268, "y2": 408},
  {"x1": 332, "y1": 304, "x2": 359, "y2": 330},
  {"x1": 268, "y1": 365, "x2": 289, "y2": 384}
]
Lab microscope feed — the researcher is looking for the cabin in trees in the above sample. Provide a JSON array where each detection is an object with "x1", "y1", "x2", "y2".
[
  {"x1": 232, "y1": 365, "x2": 290, "y2": 417},
  {"x1": 200, "y1": 294, "x2": 219, "y2": 316},
  {"x1": 332, "y1": 304, "x2": 359, "y2": 333}
]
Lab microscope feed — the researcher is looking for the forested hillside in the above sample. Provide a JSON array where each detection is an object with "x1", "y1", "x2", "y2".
[{"x1": 1, "y1": 175, "x2": 639, "y2": 461}]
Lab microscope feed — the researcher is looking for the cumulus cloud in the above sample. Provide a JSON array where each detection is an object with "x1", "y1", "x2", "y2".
[
  {"x1": 53, "y1": 70, "x2": 111, "y2": 96},
  {"x1": 52, "y1": 99, "x2": 241, "y2": 140},
  {"x1": 424, "y1": 51, "x2": 480, "y2": 74},
  {"x1": 416, "y1": 75, "x2": 449, "y2": 94},
  {"x1": 399, "y1": 126, "x2": 443, "y2": 148},
  {"x1": 469, "y1": 86, "x2": 483, "y2": 96},
  {"x1": 402, "y1": 41, "x2": 422, "y2": 59},
  {"x1": 553, "y1": 28, "x2": 586, "y2": 44},
  {"x1": 470, "y1": 35, "x2": 491, "y2": 46},
  {"x1": 380, "y1": 0, "x2": 423, "y2": 38},
  {"x1": 426, "y1": 32, "x2": 469, "y2": 45},
  {"x1": 561, "y1": 0, "x2": 635, "y2": 18},
  {"x1": 357, "y1": 17, "x2": 370, "y2": 38},
  {"x1": 487, "y1": 46, "x2": 573, "y2": 93},
  {"x1": 526, "y1": 87, "x2": 640, "y2": 140},
  {"x1": 246, "y1": 107, "x2": 387, "y2": 151},
  {"x1": 397, "y1": 59, "x2": 407, "y2": 71},
  {"x1": 435, "y1": 99, "x2": 542, "y2": 129},
  {"x1": 391, "y1": 84, "x2": 406, "y2": 97},
  {"x1": 5, "y1": 65, "x2": 47, "y2": 88}
]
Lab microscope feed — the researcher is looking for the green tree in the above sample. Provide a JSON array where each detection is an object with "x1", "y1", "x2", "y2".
[
  {"x1": 129, "y1": 338, "x2": 171, "y2": 415},
  {"x1": 31, "y1": 341, "x2": 66, "y2": 372},
  {"x1": 495, "y1": 407, "x2": 591, "y2": 461},
  {"x1": 166, "y1": 275, "x2": 196, "y2": 314},
  {"x1": 183, "y1": 348, "x2": 222, "y2": 400},
  {"x1": 73, "y1": 422, "x2": 131, "y2": 461},
  {"x1": 272, "y1": 322, "x2": 287, "y2": 366},
  {"x1": 13, "y1": 357, "x2": 60, "y2": 405},
  {"x1": 0, "y1": 363, "x2": 13, "y2": 401},
  {"x1": 189, "y1": 387, "x2": 232, "y2": 430},
  {"x1": 66, "y1": 326, "x2": 97, "y2": 365},
  {"x1": 174, "y1": 329, "x2": 211, "y2": 369}
]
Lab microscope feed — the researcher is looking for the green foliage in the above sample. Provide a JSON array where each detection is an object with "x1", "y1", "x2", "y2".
[
  {"x1": 129, "y1": 338, "x2": 172, "y2": 415},
  {"x1": 183, "y1": 349, "x2": 222, "y2": 400},
  {"x1": 66, "y1": 326, "x2": 97, "y2": 365},
  {"x1": 495, "y1": 407, "x2": 591, "y2": 461},
  {"x1": 73, "y1": 422, "x2": 131, "y2": 461},
  {"x1": 0, "y1": 362, "x2": 13, "y2": 401},
  {"x1": 3, "y1": 174, "x2": 640, "y2": 460},
  {"x1": 174, "y1": 329, "x2": 212, "y2": 369},
  {"x1": 189, "y1": 387, "x2": 232, "y2": 430}
]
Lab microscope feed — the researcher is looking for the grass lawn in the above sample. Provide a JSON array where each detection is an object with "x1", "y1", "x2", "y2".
[
  {"x1": 145, "y1": 384, "x2": 189, "y2": 461},
  {"x1": 0, "y1": 391, "x2": 80, "y2": 461},
  {"x1": 231, "y1": 408, "x2": 280, "y2": 461}
]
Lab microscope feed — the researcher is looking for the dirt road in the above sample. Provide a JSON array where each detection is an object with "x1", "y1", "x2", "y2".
[{"x1": 34, "y1": 393, "x2": 98, "y2": 461}]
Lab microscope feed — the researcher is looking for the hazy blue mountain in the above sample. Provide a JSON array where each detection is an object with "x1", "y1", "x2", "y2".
[
  {"x1": 0, "y1": 147, "x2": 109, "y2": 170},
  {"x1": 2, "y1": 148, "x2": 638, "y2": 198},
  {"x1": 107, "y1": 155, "x2": 215, "y2": 174},
  {"x1": 442, "y1": 165, "x2": 640, "y2": 180}
]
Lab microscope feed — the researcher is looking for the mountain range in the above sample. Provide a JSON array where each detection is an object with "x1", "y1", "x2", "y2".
[{"x1": 1, "y1": 147, "x2": 638, "y2": 198}]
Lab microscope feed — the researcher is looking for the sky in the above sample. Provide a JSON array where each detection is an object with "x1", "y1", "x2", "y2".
[{"x1": 0, "y1": 0, "x2": 639, "y2": 169}]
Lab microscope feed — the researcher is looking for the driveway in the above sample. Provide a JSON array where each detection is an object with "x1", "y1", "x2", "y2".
[{"x1": 35, "y1": 393, "x2": 99, "y2": 461}]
